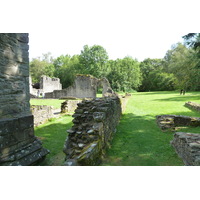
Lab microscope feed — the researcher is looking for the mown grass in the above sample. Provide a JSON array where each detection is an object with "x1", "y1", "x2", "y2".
[
  {"x1": 101, "y1": 91, "x2": 200, "y2": 166},
  {"x1": 34, "y1": 115, "x2": 72, "y2": 166},
  {"x1": 30, "y1": 98, "x2": 66, "y2": 109},
  {"x1": 33, "y1": 91, "x2": 200, "y2": 166}
]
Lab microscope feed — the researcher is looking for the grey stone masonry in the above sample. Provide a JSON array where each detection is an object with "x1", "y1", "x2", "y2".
[
  {"x1": 63, "y1": 97, "x2": 122, "y2": 166},
  {"x1": 156, "y1": 115, "x2": 200, "y2": 131},
  {"x1": 185, "y1": 101, "x2": 200, "y2": 112},
  {"x1": 0, "y1": 33, "x2": 49, "y2": 166},
  {"x1": 31, "y1": 105, "x2": 54, "y2": 126},
  {"x1": 171, "y1": 132, "x2": 200, "y2": 166}
]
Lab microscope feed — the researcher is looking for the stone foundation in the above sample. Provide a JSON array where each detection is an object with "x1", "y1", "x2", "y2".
[
  {"x1": 185, "y1": 101, "x2": 200, "y2": 112},
  {"x1": 31, "y1": 105, "x2": 54, "y2": 126},
  {"x1": 171, "y1": 132, "x2": 200, "y2": 166},
  {"x1": 156, "y1": 115, "x2": 200, "y2": 131},
  {"x1": 63, "y1": 97, "x2": 122, "y2": 166}
]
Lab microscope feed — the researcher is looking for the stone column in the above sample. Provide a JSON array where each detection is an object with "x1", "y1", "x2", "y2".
[{"x1": 0, "y1": 33, "x2": 49, "y2": 166}]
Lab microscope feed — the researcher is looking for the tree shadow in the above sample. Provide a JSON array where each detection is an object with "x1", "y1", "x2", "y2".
[
  {"x1": 154, "y1": 95, "x2": 200, "y2": 102},
  {"x1": 101, "y1": 113, "x2": 183, "y2": 166},
  {"x1": 34, "y1": 116, "x2": 73, "y2": 166},
  {"x1": 137, "y1": 91, "x2": 178, "y2": 95}
]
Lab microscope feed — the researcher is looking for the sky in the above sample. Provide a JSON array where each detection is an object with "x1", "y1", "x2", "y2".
[{"x1": 1, "y1": 0, "x2": 198, "y2": 62}]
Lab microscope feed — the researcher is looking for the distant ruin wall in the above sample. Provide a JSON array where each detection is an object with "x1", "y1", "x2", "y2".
[
  {"x1": 40, "y1": 75, "x2": 62, "y2": 93},
  {"x1": 31, "y1": 105, "x2": 54, "y2": 126},
  {"x1": 171, "y1": 132, "x2": 200, "y2": 166},
  {"x1": 63, "y1": 97, "x2": 122, "y2": 166},
  {"x1": 45, "y1": 75, "x2": 98, "y2": 99},
  {"x1": 0, "y1": 33, "x2": 49, "y2": 166}
]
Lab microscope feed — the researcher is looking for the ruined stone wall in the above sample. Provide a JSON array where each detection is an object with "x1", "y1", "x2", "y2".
[
  {"x1": 156, "y1": 115, "x2": 200, "y2": 131},
  {"x1": 40, "y1": 75, "x2": 62, "y2": 93},
  {"x1": 185, "y1": 101, "x2": 200, "y2": 112},
  {"x1": 45, "y1": 75, "x2": 98, "y2": 98},
  {"x1": 171, "y1": 132, "x2": 200, "y2": 166},
  {"x1": 61, "y1": 100, "x2": 82, "y2": 113},
  {"x1": 31, "y1": 105, "x2": 54, "y2": 126},
  {"x1": 0, "y1": 33, "x2": 49, "y2": 166},
  {"x1": 63, "y1": 97, "x2": 122, "y2": 166}
]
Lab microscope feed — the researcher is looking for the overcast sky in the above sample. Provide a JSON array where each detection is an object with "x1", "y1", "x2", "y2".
[{"x1": 2, "y1": 0, "x2": 198, "y2": 62}]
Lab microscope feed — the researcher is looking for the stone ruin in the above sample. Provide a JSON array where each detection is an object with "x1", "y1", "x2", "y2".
[
  {"x1": 185, "y1": 101, "x2": 200, "y2": 113},
  {"x1": 30, "y1": 75, "x2": 62, "y2": 97},
  {"x1": 45, "y1": 74, "x2": 117, "y2": 99},
  {"x1": 31, "y1": 105, "x2": 54, "y2": 126},
  {"x1": 0, "y1": 33, "x2": 49, "y2": 166},
  {"x1": 63, "y1": 97, "x2": 122, "y2": 166},
  {"x1": 156, "y1": 115, "x2": 200, "y2": 131},
  {"x1": 156, "y1": 114, "x2": 200, "y2": 166},
  {"x1": 171, "y1": 132, "x2": 200, "y2": 166}
]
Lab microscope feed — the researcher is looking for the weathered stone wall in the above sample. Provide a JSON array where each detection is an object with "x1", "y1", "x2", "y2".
[
  {"x1": 45, "y1": 75, "x2": 98, "y2": 98},
  {"x1": 171, "y1": 132, "x2": 200, "y2": 166},
  {"x1": 185, "y1": 101, "x2": 200, "y2": 112},
  {"x1": 0, "y1": 33, "x2": 49, "y2": 166},
  {"x1": 40, "y1": 75, "x2": 62, "y2": 93},
  {"x1": 156, "y1": 115, "x2": 200, "y2": 131},
  {"x1": 61, "y1": 100, "x2": 82, "y2": 113},
  {"x1": 63, "y1": 97, "x2": 122, "y2": 166},
  {"x1": 31, "y1": 105, "x2": 54, "y2": 126}
]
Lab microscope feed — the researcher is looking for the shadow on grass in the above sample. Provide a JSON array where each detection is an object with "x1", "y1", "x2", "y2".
[
  {"x1": 137, "y1": 91, "x2": 178, "y2": 95},
  {"x1": 154, "y1": 95, "x2": 200, "y2": 102},
  {"x1": 101, "y1": 113, "x2": 184, "y2": 166},
  {"x1": 34, "y1": 116, "x2": 73, "y2": 166}
]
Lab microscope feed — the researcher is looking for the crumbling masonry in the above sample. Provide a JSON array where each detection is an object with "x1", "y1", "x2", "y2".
[
  {"x1": 0, "y1": 33, "x2": 49, "y2": 166},
  {"x1": 63, "y1": 97, "x2": 122, "y2": 166}
]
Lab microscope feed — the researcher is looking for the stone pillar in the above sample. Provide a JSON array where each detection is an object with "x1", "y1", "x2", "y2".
[{"x1": 0, "y1": 33, "x2": 49, "y2": 166}]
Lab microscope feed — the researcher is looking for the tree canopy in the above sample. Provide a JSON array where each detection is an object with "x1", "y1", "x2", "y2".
[{"x1": 30, "y1": 35, "x2": 200, "y2": 92}]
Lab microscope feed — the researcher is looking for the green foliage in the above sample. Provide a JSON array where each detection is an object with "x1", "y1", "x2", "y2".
[
  {"x1": 79, "y1": 45, "x2": 109, "y2": 78},
  {"x1": 30, "y1": 52, "x2": 55, "y2": 83},
  {"x1": 107, "y1": 57, "x2": 142, "y2": 92}
]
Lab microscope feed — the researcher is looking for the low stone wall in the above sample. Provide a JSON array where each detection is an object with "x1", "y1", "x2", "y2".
[
  {"x1": 31, "y1": 105, "x2": 54, "y2": 126},
  {"x1": 185, "y1": 101, "x2": 200, "y2": 112},
  {"x1": 171, "y1": 132, "x2": 200, "y2": 166},
  {"x1": 61, "y1": 100, "x2": 82, "y2": 113},
  {"x1": 156, "y1": 115, "x2": 200, "y2": 131},
  {"x1": 63, "y1": 97, "x2": 122, "y2": 166}
]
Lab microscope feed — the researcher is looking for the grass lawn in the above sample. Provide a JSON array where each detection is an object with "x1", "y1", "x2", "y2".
[
  {"x1": 33, "y1": 91, "x2": 200, "y2": 166},
  {"x1": 30, "y1": 98, "x2": 66, "y2": 109},
  {"x1": 101, "y1": 91, "x2": 200, "y2": 166},
  {"x1": 35, "y1": 115, "x2": 73, "y2": 166}
]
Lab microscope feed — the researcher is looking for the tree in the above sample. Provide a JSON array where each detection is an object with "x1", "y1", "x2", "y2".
[
  {"x1": 107, "y1": 57, "x2": 142, "y2": 92},
  {"x1": 139, "y1": 58, "x2": 168, "y2": 91},
  {"x1": 79, "y1": 45, "x2": 109, "y2": 78}
]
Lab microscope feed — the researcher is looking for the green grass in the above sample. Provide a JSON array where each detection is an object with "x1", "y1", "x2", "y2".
[
  {"x1": 101, "y1": 91, "x2": 200, "y2": 166},
  {"x1": 34, "y1": 115, "x2": 72, "y2": 166},
  {"x1": 30, "y1": 98, "x2": 66, "y2": 109},
  {"x1": 33, "y1": 91, "x2": 200, "y2": 166}
]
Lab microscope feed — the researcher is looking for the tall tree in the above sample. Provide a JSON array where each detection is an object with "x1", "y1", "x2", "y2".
[{"x1": 79, "y1": 45, "x2": 109, "y2": 78}]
